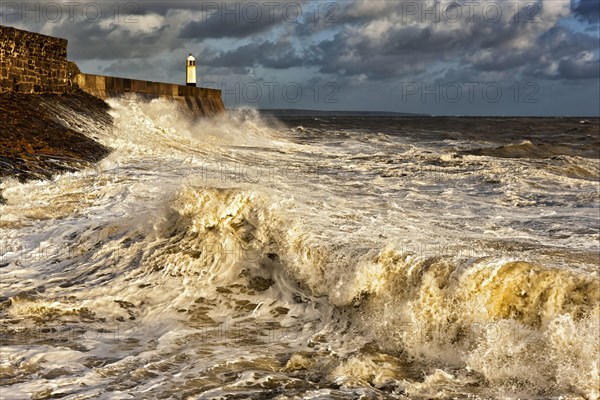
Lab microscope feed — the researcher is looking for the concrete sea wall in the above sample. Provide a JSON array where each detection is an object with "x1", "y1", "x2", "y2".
[
  {"x1": 77, "y1": 73, "x2": 225, "y2": 117},
  {"x1": 0, "y1": 25, "x2": 224, "y2": 117}
]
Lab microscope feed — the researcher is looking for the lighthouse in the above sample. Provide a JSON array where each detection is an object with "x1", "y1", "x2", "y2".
[{"x1": 186, "y1": 53, "x2": 196, "y2": 87}]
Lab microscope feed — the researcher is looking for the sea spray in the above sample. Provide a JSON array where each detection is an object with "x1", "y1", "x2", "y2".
[{"x1": 1, "y1": 96, "x2": 598, "y2": 398}]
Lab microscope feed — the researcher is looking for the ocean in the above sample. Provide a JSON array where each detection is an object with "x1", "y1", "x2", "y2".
[{"x1": 0, "y1": 97, "x2": 598, "y2": 399}]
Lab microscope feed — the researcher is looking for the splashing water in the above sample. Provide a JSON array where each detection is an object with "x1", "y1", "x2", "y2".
[{"x1": 1, "y1": 96, "x2": 598, "y2": 399}]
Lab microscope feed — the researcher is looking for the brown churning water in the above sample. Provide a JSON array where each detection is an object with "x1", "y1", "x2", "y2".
[{"x1": 1, "y1": 100, "x2": 598, "y2": 399}]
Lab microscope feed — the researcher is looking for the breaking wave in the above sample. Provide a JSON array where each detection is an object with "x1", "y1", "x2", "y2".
[
  {"x1": 461, "y1": 139, "x2": 599, "y2": 160},
  {"x1": 1, "y1": 96, "x2": 598, "y2": 399}
]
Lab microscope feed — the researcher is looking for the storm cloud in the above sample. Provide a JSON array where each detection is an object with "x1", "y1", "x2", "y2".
[
  {"x1": 179, "y1": 2, "x2": 304, "y2": 39},
  {"x1": 571, "y1": 0, "x2": 600, "y2": 23},
  {"x1": 1, "y1": 0, "x2": 598, "y2": 115}
]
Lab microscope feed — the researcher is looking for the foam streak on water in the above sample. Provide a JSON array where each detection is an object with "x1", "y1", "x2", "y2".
[{"x1": 0, "y1": 97, "x2": 598, "y2": 399}]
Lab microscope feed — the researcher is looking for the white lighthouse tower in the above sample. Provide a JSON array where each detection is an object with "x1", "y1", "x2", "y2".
[{"x1": 186, "y1": 53, "x2": 196, "y2": 87}]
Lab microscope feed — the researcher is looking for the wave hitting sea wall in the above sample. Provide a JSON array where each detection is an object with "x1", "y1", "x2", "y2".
[{"x1": 76, "y1": 73, "x2": 225, "y2": 117}]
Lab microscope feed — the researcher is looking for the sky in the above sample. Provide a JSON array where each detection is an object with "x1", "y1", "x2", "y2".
[{"x1": 2, "y1": 0, "x2": 599, "y2": 115}]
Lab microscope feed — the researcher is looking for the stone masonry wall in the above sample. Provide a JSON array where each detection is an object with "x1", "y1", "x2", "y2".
[{"x1": 0, "y1": 25, "x2": 78, "y2": 93}]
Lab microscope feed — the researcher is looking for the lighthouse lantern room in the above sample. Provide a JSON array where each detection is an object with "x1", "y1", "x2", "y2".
[{"x1": 186, "y1": 53, "x2": 197, "y2": 87}]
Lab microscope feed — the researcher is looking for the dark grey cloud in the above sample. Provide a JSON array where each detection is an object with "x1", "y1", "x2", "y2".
[
  {"x1": 571, "y1": 0, "x2": 600, "y2": 23},
  {"x1": 559, "y1": 53, "x2": 600, "y2": 79},
  {"x1": 101, "y1": 55, "x2": 181, "y2": 82},
  {"x1": 469, "y1": 27, "x2": 599, "y2": 79},
  {"x1": 48, "y1": 21, "x2": 176, "y2": 60},
  {"x1": 180, "y1": 14, "x2": 277, "y2": 39},
  {"x1": 202, "y1": 40, "x2": 304, "y2": 69},
  {"x1": 122, "y1": 1, "x2": 213, "y2": 16},
  {"x1": 295, "y1": 1, "x2": 598, "y2": 82},
  {"x1": 307, "y1": 33, "x2": 428, "y2": 80},
  {"x1": 179, "y1": 1, "x2": 308, "y2": 39}
]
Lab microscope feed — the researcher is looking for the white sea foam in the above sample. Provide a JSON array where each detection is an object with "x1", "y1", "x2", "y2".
[{"x1": 0, "y1": 96, "x2": 598, "y2": 399}]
